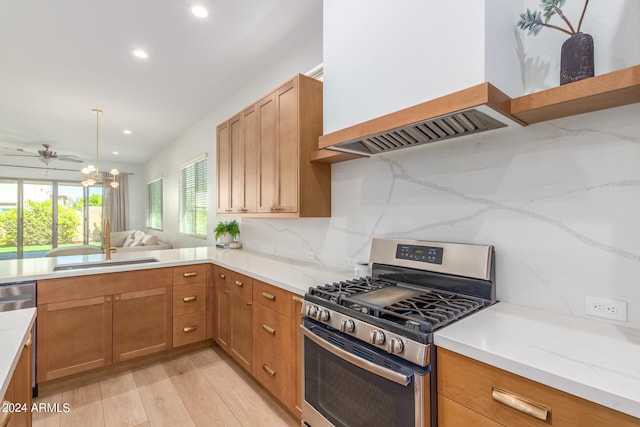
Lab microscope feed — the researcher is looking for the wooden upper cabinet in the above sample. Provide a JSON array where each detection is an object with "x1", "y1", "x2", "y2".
[
  {"x1": 219, "y1": 74, "x2": 331, "y2": 218},
  {"x1": 217, "y1": 115, "x2": 242, "y2": 214}
]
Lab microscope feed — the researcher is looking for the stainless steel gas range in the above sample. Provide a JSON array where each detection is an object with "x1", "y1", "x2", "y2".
[{"x1": 301, "y1": 237, "x2": 495, "y2": 427}]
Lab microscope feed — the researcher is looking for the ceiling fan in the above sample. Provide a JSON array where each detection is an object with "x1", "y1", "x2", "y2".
[{"x1": 1, "y1": 144, "x2": 83, "y2": 165}]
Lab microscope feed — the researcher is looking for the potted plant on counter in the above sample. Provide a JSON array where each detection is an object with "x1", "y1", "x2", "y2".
[{"x1": 214, "y1": 220, "x2": 240, "y2": 246}]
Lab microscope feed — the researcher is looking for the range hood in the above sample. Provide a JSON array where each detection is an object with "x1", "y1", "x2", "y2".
[{"x1": 319, "y1": 83, "x2": 526, "y2": 157}]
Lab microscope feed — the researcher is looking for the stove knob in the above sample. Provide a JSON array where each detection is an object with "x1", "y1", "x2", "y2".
[
  {"x1": 388, "y1": 338, "x2": 404, "y2": 354},
  {"x1": 340, "y1": 319, "x2": 355, "y2": 333},
  {"x1": 317, "y1": 309, "x2": 330, "y2": 322},
  {"x1": 306, "y1": 305, "x2": 318, "y2": 318},
  {"x1": 370, "y1": 330, "x2": 385, "y2": 345}
]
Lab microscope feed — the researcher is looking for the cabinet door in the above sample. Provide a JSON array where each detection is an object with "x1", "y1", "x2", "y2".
[
  {"x1": 215, "y1": 283, "x2": 232, "y2": 351},
  {"x1": 229, "y1": 114, "x2": 245, "y2": 213},
  {"x1": 274, "y1": 78, "x2": 299, "y2": 213},
  {"x1": 230, "y1": 293, "x2": 253, "y2": 372},
  {"x1": 113, "y1": 286, "x2": 172, "y2": 362},
  {"x1": 257, "y1": 92, "x2": 276, "y2": 212},
  {"x1": 37, "y1": 296, "x2": 113, "y2": 382},
  {"x1": 241, "y1": 104, "x2": 259, "y2": 213},
  {"x1": 4, "y1": 331, "x2": 33, "y2": 427},
  {"x1": 216, "y1": 120, "x2": 232, "y2": 213}
]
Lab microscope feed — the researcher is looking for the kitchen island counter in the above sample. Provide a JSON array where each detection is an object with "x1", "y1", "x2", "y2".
[
  {"x1": 434, "y1": 302, "x2": 640, "y2": 419},
  {"x1": 0, "y1": 247, "x2": 354, "y2": 296}
]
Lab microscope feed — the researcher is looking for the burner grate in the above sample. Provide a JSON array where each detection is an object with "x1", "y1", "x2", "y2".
[{"x1": 308, "y1": 277, "x2": 394, "y2": 304}]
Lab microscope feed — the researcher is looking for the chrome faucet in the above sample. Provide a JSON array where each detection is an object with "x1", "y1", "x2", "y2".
[{"x1": 103, "y1": 217, "x2": 117, "y2": 260}]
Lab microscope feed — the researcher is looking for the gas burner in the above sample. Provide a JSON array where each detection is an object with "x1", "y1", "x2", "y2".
[{"x1": 308, "y1": 277, "x2": 395, "y2": 305}]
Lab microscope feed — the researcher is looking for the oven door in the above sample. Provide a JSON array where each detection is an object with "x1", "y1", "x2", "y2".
[{"x1": 302, "y1": 318, "x2": 428, "y2": 427}]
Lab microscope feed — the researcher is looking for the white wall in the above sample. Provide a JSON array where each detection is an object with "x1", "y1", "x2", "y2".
[{"x1": 142, "y1": 29, "x2": 323, "y2": 248}]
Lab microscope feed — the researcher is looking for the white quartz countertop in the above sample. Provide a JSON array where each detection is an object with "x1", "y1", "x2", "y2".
[
  {"x1": 0, "y1": 308, "x2": 36, "y2": 399},
  {"x1": 434, "y1": 302, "x2": 640, "y2": 419},
  {"x1": 0, "y1": 246, "x2": 355, "y2": 296}
]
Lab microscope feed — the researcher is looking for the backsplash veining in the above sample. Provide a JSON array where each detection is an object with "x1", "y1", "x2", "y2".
[{"x1": 242, "y1": 103, "x2": 640, "y2": 329}]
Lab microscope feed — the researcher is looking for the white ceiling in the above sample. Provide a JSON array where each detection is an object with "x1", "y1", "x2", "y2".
[{"x1": 0, "y1": 0, "x2": 322, "y2": 166}]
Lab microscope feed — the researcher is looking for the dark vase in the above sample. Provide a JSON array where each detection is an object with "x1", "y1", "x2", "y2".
[{"x1": 560, "y1": 32, "x2": 594, "y2": 85}]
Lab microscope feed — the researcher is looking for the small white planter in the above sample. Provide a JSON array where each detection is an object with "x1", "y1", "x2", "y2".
[{"x1": 219, "y1": 232, "x2": 233, "y2": 245}]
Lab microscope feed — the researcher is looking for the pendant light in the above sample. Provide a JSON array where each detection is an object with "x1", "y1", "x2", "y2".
[{"x1": 81, "y1": 109, "x2": 119, "y2": 188}]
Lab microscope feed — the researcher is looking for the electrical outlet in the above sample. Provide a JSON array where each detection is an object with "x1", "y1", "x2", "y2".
[
  {"x1": 305, "y1": 251, "x2": 316, "y2": 261},
  {"x1": 585, "y1": 296, "x2": 627, "y2": 322}
]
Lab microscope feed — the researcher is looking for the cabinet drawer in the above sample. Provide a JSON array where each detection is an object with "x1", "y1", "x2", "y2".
[
  {"x1": 253, "y1": 280, "x2": 292, "y2": 316},
  {"x1": 217, "y1": 267, "x2": 252, "y2": 299},
  {"x1": 173, "y1": 282, "x2": 206, "y2": 316},
  {"x1": 253, "y1": 303, "x2": 291, "y2": 358},
  {"x1": 253, "y1": 344, "x2": 291, "y2": 406},
  {"x1": 438, "y1": 395, "x2": 501, "y2": 427},
  {"x1": 437, "y1": 348, "x2": 639, "y2": 427},
  {"x1": 173, "y1": 264, "x2": 207, "y2": 285},
  {"x1": 173, "y1": 311, "x2": 206, "y2": 347}
]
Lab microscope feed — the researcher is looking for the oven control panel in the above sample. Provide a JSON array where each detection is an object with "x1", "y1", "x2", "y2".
[{"x1": 395, "y1": 244, "x2": 443, "y2": 264}]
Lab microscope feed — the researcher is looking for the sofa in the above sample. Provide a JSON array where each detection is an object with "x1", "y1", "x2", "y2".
[{"x1": 109, "y1": 230, "x2": 172, "y2": 253}]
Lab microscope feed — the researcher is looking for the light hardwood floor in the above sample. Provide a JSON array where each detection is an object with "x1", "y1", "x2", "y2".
[{"x1": 33, "y1": 346, "x2": 298, "y2": 427}]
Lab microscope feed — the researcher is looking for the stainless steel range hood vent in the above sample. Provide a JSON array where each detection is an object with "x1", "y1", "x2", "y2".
[
  {"x1": 318, "y1": 83, "x2": 526, "y2": 159},
  {"x1": 331, "y1": 108, "x2": 507, "y2": 156}
]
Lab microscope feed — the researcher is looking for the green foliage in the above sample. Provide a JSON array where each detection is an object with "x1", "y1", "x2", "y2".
[
  {"x1": 518, "y1": 0, "x2": 589, "y2": 37},
  {"x1": 214, "y1": 220, "x2": 239, "y2": 240},
  {"x1": 0, "y1": 200, "x2": 81, "y2": 246},
  {"x1": 89, "y1": 194, "x2": 102, "y2": 206}
]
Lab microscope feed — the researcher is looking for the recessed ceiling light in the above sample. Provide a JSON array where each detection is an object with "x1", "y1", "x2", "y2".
[
  {"x1": 132, "y1": 49, "x2": 149, "y2": 59},
  {"x1": 112, "y1": 151, "x2": 119, "y2": 155},
  {"x1": 123, "y1": 130, "x2": 132, "y2": 135},
  {"x1": 192, "y1": 6, "x2": 208, "y2": 18}
]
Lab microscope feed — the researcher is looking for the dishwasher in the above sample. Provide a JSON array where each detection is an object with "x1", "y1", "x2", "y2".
[{"x1": 0, "y1": 281, "x2": 37, "y2": 395}]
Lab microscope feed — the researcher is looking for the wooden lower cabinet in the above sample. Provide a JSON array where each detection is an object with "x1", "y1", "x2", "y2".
[
  {"x1": 2, "y1": 332, "x2": 33, "y2": 427},
  {"x1": 113, "y1": 287, "x2": 172, "y2": 361},
  {"x1": 37, "y1": 268, "x2": 173, "y2": 382},
  {"x1": 214, "y1": 267, "x2": 253, "y2": 372},
  {"x1": 37, "y1": 296, "x2": 113, "y2": 381},
  {"x1": 437, "y1": 347, "x2": 640, "y2": 427},
  {"x1": 172, "y1": 265, "x2": 207, "y2": 347}
]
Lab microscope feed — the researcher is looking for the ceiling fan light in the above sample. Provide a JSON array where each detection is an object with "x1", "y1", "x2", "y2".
[
  {"x1": 39, "y1": 157, "x2": 53, "y2": 165},
  {"x1": 110, "y1": 181, "x2": 119, "y2": 189},
  {"x1": 110, "y1": 169, "x2": 119, "y2": 176}
]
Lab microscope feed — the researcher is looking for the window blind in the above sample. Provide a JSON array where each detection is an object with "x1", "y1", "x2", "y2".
[
  {"x1": 179, "y1": 157, "x2": 207, "y2": 237},
  {"x1": 147, "y1": 178, "x2": 163, "y2": 230}
]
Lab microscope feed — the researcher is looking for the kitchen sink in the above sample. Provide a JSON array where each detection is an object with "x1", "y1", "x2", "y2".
[{"x1": 53, "y1": 257, "x2": 160, "y2": 271}]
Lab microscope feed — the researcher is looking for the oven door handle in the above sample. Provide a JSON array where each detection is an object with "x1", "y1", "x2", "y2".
[{"x1": 301, "y1": 325, "x2": 412, "y2": 386}]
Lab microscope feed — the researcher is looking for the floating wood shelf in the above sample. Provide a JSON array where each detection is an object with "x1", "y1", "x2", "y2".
[{"x1": 511, "y1": 65, "x2": 640, "y2": 124}]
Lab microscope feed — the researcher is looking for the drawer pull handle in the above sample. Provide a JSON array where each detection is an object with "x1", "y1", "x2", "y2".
[
  {"x1": 25, "y1": 332, "x2": 32, "y2": 347},
  {"x1": 106, "y1": 296, "x2": 112, "y2": 302},
  {"x1": 235, "y1": 280, "x2": 244, "y2": 287},
  {"x1": 292, "y1": 295, "x2": 304, "y2": 304},
  {"x1": 183, "y1": 295, "x2": 197, "y2": 302},
  {"x1": 183, "y1": 272, "x2": 198, "y2": 277},
  {"x1": 262, "y1": 324, "x2": 276, "y2": 335},
  {"x1": 218, "y1": 273, "x2": 226, "y2": 279},
  {"x1": 491, "y1": 387, "x2": 550, "y2": 421},
  {"x1": 262, "y1": 364, "x2": 276, "y2": 377},
  {"x1": 262, "y1": 291, "x2": 276, "y2": 301},
  {"x1": 224, "y1": 290, "x2": 231, "y2": 294},
  {"x1": 183, "y1": 325, "x2": 198, "y2": 333}
]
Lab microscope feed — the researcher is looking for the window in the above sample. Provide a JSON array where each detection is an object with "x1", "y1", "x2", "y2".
[
  {"x1": 179, "y1": 156, "x2": 207, "y2": 237},
  {"x1": 147, "y1": 178, "x2": 163, "y2": 230}
]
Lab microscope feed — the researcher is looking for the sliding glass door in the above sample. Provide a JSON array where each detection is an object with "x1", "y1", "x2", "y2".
[{"x1": 0, "y1": 179, "x2": 103, "y2": 260}]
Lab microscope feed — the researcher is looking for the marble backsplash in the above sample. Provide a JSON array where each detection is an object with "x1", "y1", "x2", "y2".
[{"x1": 241, "y1": 103, "x2": 640, "y2": 329}]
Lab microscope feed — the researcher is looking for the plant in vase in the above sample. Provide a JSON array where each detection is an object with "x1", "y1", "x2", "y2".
[
  {"x1": 214, "y1": 220, "x2": 239, "y2": 245},
  {"x1": 517, "y1": 0, "x2": 593, "y2": 85}
]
